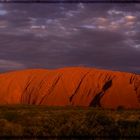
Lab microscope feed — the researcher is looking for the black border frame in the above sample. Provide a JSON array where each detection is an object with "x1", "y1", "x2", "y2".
[{"x1": 0, "y1": 0, "x2": 140, "y2": 3}]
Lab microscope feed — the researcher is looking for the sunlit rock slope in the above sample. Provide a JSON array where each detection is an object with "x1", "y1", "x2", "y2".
[{"x1": 0, "y1": 67, "x2": 140, "y2": 109}]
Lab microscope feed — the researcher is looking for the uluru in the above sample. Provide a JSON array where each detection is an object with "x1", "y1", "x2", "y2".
[{"x1": 0, "y1": 67, "x2": 140, "y2": 109}]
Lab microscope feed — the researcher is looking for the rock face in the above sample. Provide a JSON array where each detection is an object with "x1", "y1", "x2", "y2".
[{"x1": 0, "y1": 67, "x2": 140, "y2": 109}]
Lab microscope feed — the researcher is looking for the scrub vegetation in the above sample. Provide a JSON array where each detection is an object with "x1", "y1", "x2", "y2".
[{"x1": 0, "y1": 105, "x2": 139, "y2": 139}]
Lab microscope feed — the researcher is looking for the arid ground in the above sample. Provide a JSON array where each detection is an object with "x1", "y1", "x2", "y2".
[{"x1": 0, "y1": 105, "x2": 139, "y2": 138}]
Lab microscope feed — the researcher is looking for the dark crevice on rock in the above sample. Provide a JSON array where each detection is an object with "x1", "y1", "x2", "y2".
[
  {"x1": 90, "y1": 79, "x2": 112, "y2": 107},
  {"x1": 89, "y1": 91, "x2": 103, "y2": 107},
  {"x1": 130, "y1": 74, "x2": 136, "y2": 84},
  {"x1": 69, "y1": 71, "x2": 90, "y2": 102},
  {"x1": 133, "y1": 76, "x2": 140, "y2": 103},
  {"x1": 32, "y1": 80, "x2": 46, "y2": 104},
  {"x1": 38, "y1": 74, "x2": 62, "y2": 105},
  {"x1": 21, "y1": 77, "x2": 34, "y2": 104},
  {"x1": 102, "y1": 79, "x2": 112, "y2": 92},
  {"x1": 87, "y1": 89, "x2": 92, "y2": 97}
]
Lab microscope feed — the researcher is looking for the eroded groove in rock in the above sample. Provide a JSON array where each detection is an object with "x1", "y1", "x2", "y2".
[
  {"x1": 38, "y1": 74, "x2": 62, "y2": 105},
  {"x1": 32, "y1": 79, "x2": 47, "y2": 104},
  {"x1": 87, "y1": 89, "x2": 92, "y2": 97},
  {"x1": 133, "y1": 76, "x2": 140, "y2": 103},
  {"x1": 90, "y1": 79, "x2": 112, "y2": 107},
  {"x1": 102, "y1": 80, "x2": 112, "y2": 92},
  {"x1": 69, "y1": 71, "x2": 90, "y2": 102},
  {"x1": 130, "y1": 74, "x2": 136, "y2": 84},
  {"x1": 21, "y1": 77, "x2": 33, "y2": 104},
  {"x1": 89, "y1": 91, "x2": 103, "y2": 107}
]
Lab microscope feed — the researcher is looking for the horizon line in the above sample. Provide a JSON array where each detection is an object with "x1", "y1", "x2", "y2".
[{"x1": 0, "y1": 66, "x2": 139, "y2": 75}]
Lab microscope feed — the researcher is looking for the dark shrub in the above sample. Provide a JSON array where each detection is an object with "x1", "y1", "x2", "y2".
[
  {"x1": 117, "y1": 106, "x2": 125, "y2": 111},
  {"x1": 95, "y1": 113, "x2": 113, "y2": 125},
  {"x1": 117, "y1": 120, "x2": 140, "y2": 137},
  {"x1": 3, "y1": 111, "x2": 20, "y2": 122},
  {"x1": 0, "y1": 119, "x2": 23, "y2": 136}
]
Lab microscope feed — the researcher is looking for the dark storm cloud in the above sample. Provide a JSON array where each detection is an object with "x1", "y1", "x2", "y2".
[
  {"x1": 48, "y1": 29, "x2": 140, "y2": 73},
  {"x1": 0, "y1": 3, "x2": 140, "y2": 73}
]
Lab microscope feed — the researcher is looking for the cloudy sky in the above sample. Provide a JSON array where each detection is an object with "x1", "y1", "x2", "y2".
[{"x1": 0, "y1": 2, "x2": 140, "y2": 73}]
